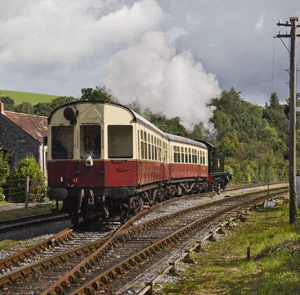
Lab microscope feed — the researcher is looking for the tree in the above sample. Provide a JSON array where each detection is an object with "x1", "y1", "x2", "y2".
[
  {"x1": 33, "y1": 102, "x2": 54, "y2": 116},
  {"x1": 259, "y1": 126, "x2": 286, "y2": 156},
  {"x1": 81, "y1": 86, "x2": 116, "y2": 102},
  {"x1": 50, "y1": 96, "x2": 77, "y2": 110},
  {"x1": 210, "y1": 88, "x2": 267, "y2": 143},
  {"x1": 189, "y1": 122, "x2": 206, "y2": 141},
  {"x1": 218, "y1": 132, "x2": 242, "y2": 157},
  {"x1": 0, "y1": 96, "x2": 15, "y2": 111},
  {"x1": 33, "y1": 96, "x2": 77, "y2": 117},
  {"x1": 9, "y1": 154, "x2": 46, "y2": 203},
  {"x1": 14, "y1": 102, "x2": 34, "y2": 114},
  {"x1": 0, "y1": 149, "x2": 9, "y2": 185},
  {"x1": 143, "y1": 109, "x2": 188, "y2": 137},
  {"x1": 0, "y1": 148, "x2": 9, "y2": 202},
  {"x1": 268, "y1": 92, "x2": 280, "y2": 109}
]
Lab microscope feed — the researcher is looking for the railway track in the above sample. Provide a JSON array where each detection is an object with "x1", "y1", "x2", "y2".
[
  {"x1": 0, "y1": 182, "x2": 283, "y2": 235},
  {"x1": 225, "y1": 181, "x2": 286, "y2": 192},
  {"x1": 0, "y1": 212, "x2": 69, "y2": 234},
  {"x1": 0, "y1": 217, "x2": 121, "y2": 283},
  {"x1": 0, "y1": 184, "x2": 288, "y2": 294}
]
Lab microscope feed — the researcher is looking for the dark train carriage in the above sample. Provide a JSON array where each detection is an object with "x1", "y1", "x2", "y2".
[{"x1": 197, "y1": 140, "x2": 231, "y2": 193}]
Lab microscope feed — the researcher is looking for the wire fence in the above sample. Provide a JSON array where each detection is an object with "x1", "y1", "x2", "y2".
[{"x1": 2, "y1": 177, "x2": 47, "y2": 206}]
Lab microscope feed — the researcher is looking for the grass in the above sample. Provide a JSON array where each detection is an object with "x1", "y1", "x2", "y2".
[
  {"x1": 0, "y1": 239, "x2": 28, "y2": 251},
  {"x1": 0, "y1": 235, "x2": 50, "y2": 252},
  {"x1": 161, "y1": 199, "x2": 300, "y2": 295},
  {"x1": 0, "y1": 203, "x2": 57, "y2": 222},
  {"x1": 0, "y1": 203, "x2": 57, "y2": 251},
  {"x1": 0, "y1": 90, "x2": 60, "y2": 105}
]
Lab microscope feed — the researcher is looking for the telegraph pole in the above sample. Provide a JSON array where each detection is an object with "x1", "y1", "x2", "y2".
[{"x1": 277, "y1": 17, "x2": 299, "y2": 223}]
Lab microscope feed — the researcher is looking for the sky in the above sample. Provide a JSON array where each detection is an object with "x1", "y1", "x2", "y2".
[{"x1": 1, "y1": 0, "x2": 300, "y2": 128}]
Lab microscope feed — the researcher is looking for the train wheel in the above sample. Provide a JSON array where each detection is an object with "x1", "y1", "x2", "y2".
[
  {"x1": 120, "y1": 211, "x2": 126, "y2": 224},
  {"x1": 71, "y1": 211, "x2": 79, "y2": 225},
  {"x1": 70, "y1": 197, "x2": 80, "y2": 225},
  {"x1": 102, "y1": 203, "x2": 109, "y2": 218},
  {"x1": 120, "y1": 204, "x2": 129, "y2": 224},
  {"x1": 82, "y1": 206, "x2": 91, "y2": 221}
]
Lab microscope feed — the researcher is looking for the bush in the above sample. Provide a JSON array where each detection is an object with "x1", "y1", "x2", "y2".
[
  {"x1": 0, "y1": 187, "x2": 4, "y2": 202},
  {"x1": 0, "y1": 148, "x2": 9, "y2": 185},
  {"x1": 9, "y1": 154, "x2": 46, "y2": 203}
]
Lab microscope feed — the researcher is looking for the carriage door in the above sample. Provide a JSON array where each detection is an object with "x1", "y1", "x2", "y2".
[
  {"x1": 162, "y1": 141, "x2": 168, "y2": 181},
  {"x1": 158, "y1": 139, "x2": 164, "y2": 181},
  {"x1": 137, "y1": 129, "x2": 141, "y2": 185}
]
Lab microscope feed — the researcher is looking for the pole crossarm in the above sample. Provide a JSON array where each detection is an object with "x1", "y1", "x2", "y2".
[
  {"x1": 277, "y1": 23, "x2": 300, "y2": 27},
  {"x1": 276, "y1": 34, "x2": 300, "y2": 38}
]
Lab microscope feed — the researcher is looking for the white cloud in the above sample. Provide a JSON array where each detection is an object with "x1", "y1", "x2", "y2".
[
  {"x1": 1, "y1": 0, "x2": 298, "y2": 114},
  {"x1": 0, "y1": 0, "x2": 163, "y2": 64},
  {"x1": 255, "y1": 13, "x2": 265, "y2": 32}
]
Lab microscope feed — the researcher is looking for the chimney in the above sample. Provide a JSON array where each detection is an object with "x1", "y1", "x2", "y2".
[{"x1": 0, "y1": 101, "x2": 3, "y2": 114}]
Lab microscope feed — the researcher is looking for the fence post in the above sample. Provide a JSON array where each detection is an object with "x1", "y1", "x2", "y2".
[{"x1": 25, "y1": 176, "x2": 29, "y2": 209}]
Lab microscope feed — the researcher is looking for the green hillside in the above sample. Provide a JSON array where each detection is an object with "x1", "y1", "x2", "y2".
[{"x1": 0, "y1": 90, "x2": 60, "y2": 105}]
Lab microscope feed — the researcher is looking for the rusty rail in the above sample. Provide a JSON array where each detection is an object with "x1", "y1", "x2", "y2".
[
  {"x1": 40, "y1": 186, "x2": 287, "y2": 295},
  {"x1": 69, "y1": 187, "x2": 287, "y2": 295},
  {"x1": 0, "y1": 227, "x2": 73, "y2": 274}
]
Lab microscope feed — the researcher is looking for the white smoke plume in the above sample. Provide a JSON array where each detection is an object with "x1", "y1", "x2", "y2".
[{"x1": 105, "y1": 31, "x2": 221, "y2": 130}]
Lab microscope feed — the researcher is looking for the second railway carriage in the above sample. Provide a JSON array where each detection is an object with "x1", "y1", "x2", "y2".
[{"x1": 47, "y1": 100, "x2": 230, "y2": 224}]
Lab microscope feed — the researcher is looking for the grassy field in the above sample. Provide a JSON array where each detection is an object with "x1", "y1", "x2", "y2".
[
  {"x1": 0, "y1": 90, "x2": 60, "y2": 105},
  {"x1": 0, "y1": 203, "x2": 58, "y2": 251},
  {"x1": 161, "y1": 199, "x2": 300, "y2": 295},
  {"x1": 0, "y1": 203, "x2": 56, "y2": 222}
]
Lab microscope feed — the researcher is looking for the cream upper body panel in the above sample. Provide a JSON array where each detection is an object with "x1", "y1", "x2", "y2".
[{"x1": 48, "y1": 102, "x2": 137, "y2": 161}]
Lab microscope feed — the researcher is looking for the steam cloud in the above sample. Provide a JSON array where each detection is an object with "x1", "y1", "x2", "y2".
[{"x1": 105, "y1": 31, "x2": 221, "y2": 130}]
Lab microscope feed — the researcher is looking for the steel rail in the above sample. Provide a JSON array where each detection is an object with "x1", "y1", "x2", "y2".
[
  {"x1": 0, "y1": 227, "x2": 73, "y2": 274},
  {"x1": 0, "y1": 212, "x2": 69, "y2": 233},
  {"x1": 0, "y1": 185, "x2": 286, "y2": 293},
  {"x1": 0, "y1": 214, "x2": 103, "y2": 276},
  {"x1": 225, "y1": 181, "x2": 286, "y2": 192},
  {"x1": 0, "y1": 216, "x2": 118, "y2": 288},
  {"x1": 121, "y1": 185, "x2": 287, "y2": 231},
  {"x1": 40, "y1": 186, "x2": 287, "y2": 295},
  {"x1": 69, "y1": 187, "x2": 288, "y2": 295},
  {"x1": 0, "y1": 235, "x2": 110, "y2": 290}
]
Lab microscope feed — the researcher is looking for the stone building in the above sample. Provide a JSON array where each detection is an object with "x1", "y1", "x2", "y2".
[{"x1": 0, "y1": 102, "x2": 48, "y2": 174}]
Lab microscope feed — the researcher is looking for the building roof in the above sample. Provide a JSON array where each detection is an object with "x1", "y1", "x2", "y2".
[{"x1": 2, "y1": 111, "x2": 48, "y2": 143}]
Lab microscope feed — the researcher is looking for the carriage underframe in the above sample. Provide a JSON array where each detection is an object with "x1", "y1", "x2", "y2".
[{"x1": 54, "y1": 173, "x2": 230, "y2": 224}]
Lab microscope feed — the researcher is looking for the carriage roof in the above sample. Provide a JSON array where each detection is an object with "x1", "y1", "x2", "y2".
[{"x1": 48, "y1": 100, "x2": 207, "y2": 148}]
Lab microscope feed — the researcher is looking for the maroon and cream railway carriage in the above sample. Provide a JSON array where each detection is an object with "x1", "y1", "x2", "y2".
[{"x1": 47, "y1": 100, "x2": 229, "y2": 224}]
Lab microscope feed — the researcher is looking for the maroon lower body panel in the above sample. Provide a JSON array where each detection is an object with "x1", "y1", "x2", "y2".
[{"x1": 47, "y1": 160, "x2": 209, "y2": 192}]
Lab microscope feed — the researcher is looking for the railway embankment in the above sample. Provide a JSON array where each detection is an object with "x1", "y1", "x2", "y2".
[
  {"x1": 0, "y1": 202, "x2": 53, "y2": 212},
  {"x1": 0, "y1": 183, "x2": 290, "y2": 294},
  {"x1": 157, "y1": 198, "x2": 300, "y2": 295}
]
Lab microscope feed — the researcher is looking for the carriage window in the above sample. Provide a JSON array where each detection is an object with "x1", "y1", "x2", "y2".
[
  {"x1": 52, "y1": 126, "x2": 74, "y2": 159},
  {"x1": 185, "y1": 148, "x2": 188, "y2": 163},
  {"x1": 108, "y1": 125, "x2": 133, "y2": 158},
  {"x1": 174, "y1": 146, "x2": 180, "y2": 163},
  {"x1": 192, "y1": 149, "x2": 196, "y2": 164},
  {"x1": 143, "y1": 132, "x2": 148, "y2": 159},
  {"x1": 80, "y1": 125, "x2": 101, "y2": 159}
]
